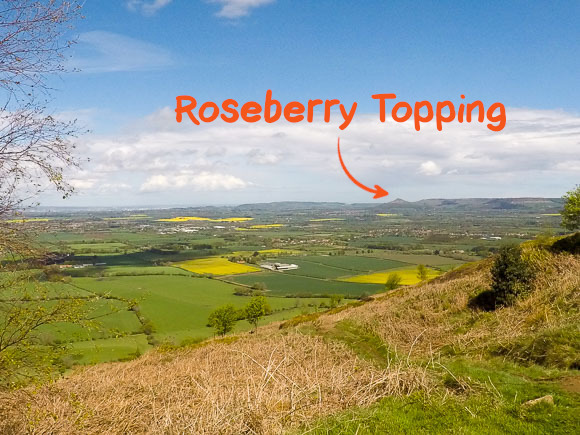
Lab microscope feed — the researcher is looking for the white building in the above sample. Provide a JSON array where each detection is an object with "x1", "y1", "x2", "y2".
[{"x1": 260, "y1": 262, "x2": 299, "y2": 272}]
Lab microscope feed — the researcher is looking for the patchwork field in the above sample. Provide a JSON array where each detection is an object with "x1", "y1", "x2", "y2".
[
  {"x1": 230, "y1": 271, "x2": 383, "y2": 296},
  {"x1": 20, "y1": 273, "x2": 331, "y2": 364},
  {"x1": 295, "y1": 255, "x2": 410, "y2": 272},
  {"x1": 341, "y1": 266, "x2": 441, "y2": 285},
  {"x1": 68, "y1": 242, "x2": 130, "y2": 253},
  {"x1": 273, "y1": 257, "x2": 355, "y2": 279},
  {"x1": 5, "y1": 218, "x2": 52, "y2": 223},
  {"x1": 249, "y1": 224, "x2": 285, "y2": 229},
  {"x1": 73, "y1": 275, "x2": 306, "y2": 340},
  {"x1": 175, "y1": 257, "x2": 260, "y2": 275},
  {"x1": 362, "y1": 252, "x2": 466, "y2": 267},
  {"x1": 157, "y1": 216, "x2": 253, "y2": 222}
]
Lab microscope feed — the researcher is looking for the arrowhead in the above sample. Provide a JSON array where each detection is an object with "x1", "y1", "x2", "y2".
[{"x1": 373, "y1": 185, "x2": 389, "y2": 199}]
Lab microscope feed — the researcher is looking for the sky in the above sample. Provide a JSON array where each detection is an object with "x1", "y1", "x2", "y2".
[{"x1": 40, "y1": 0, "x2": 580, "y2": 206}]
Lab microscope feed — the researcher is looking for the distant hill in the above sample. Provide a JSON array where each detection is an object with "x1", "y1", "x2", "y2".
[
  {"x1": 33, "y1": 197, "x2": 564, "y2": 215},
  {"x1": 372, "y1": 197, "x2": 564, "y2": 213},
  {"x1": 235, "y1": 197, "x2": 564, "y2": 213}
]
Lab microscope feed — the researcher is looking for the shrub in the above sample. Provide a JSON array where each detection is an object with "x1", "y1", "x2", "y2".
[
  {"x1": 490, "y1": 244, "x2": 534, "y2": 307},
  {"x1": 329, "y1": 294, "x2": 343, "y2": 308},
  {"x1": 251, "y1": 282, "x2": 267, "y2": 291},
  {"x1": 385, "y1": 272, "x2": 402, "y2": 290},
  {"x1": 244, "y1": 296, "x2": 271, "y2": 332},
  {"x1": 561, "y1": 185, "x2": 580, "y2": 231},
  {"x1": 551, "y1": 232, "x2": 580, "y2": 255},
  {"x1": 416, "y1": 264, "x2": 428, "y2": 281},
  {"x1": 207, "y1": 304, "x2": 238, "y2": 336}
]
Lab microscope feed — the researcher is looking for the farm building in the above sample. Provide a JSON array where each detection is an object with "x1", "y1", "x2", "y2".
[{"x1": 260, "y1": 262, "x2": 299, "y2": 272}]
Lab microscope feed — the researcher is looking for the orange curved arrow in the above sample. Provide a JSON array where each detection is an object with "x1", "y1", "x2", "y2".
[{"x1": 337, "y1": 137, "x2": 389, "y2": 199}]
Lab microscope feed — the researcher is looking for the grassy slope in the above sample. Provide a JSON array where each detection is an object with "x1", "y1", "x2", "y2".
[{"x1": 0, "y1": 243, "x2": 578, "y2": 434}]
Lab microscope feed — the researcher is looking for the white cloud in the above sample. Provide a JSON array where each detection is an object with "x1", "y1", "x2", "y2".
[
  {"x1": 57, "y1": 105, "x2": 580, "y2": 204},
  {"x1": 247, "y1": 149, "x2": 280, "y2": 164},
  {"x1": 69, "y1": 31, "x2": 173, "y2": 73},
  {"x1": 70, "y1": 178, "x2": 97, "y2": 190},
  {"x1": 140, "y1": 171, "x2": 248, "y2": 192},
  {"x1": 126, "y1": 0, "x2": 172, "y2": 16},
  {"x1": 211, "y1": 0, "x2": 275, "y2": 18},
  {"x1": 418, "y1": 161, "x2": 442, "y2": 176},
  {"x1": 98, "y1": 183, "x2": 132, "y2": 194}
]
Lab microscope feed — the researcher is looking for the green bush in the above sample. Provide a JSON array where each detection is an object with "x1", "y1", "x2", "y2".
[
  {"x1": 490, "y1": 245, "x2": 534, "y2": 307},
  {"x1": 207, "y1": 304, "x2": 238, "y2": 336},
  {"x1": 385, "y1": 272, "x2": 402, "y2": 290},
  {"x1": 551, "y1": 232, "x2": 580, "y2": 255}
]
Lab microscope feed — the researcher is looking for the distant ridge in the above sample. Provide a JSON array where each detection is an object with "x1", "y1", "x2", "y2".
[
  {"x1": 32, "y1": 197, "x2": 563, "y2": 214},
  {"x1": 373, "y1": 197, "x2": 563, "y2": 213}
]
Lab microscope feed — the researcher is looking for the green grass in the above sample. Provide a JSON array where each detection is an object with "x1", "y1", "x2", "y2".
[
  {"x1": 67, "y1": 335, "x2": 151, "y2": 365},
  {"x1": 68, "y1": 275, "x2": 328, "y2": 344},
  {"x1": 3, "y1": 269, "x2": 341, "y2": 366},
  {"x1": 301, "y1": 353, "x2": 580, "y2": 434},
  {"x1": 39, "y1": 298, "x2": 142, "y2": 343},
  {"x1": 305, "y1": 390, "x2": 579, "y2": 434},
  {"x1": 102, "y1": 266, "x2": 194, "y2": 277}
]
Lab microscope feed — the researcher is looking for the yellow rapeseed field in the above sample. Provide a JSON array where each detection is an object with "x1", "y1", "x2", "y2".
[
  {"x1": 175, "y1": 257, "x2": 260, "y2": 275},
  {"x1": 5, "y1": 218, "x2": 51, "y2": 223},
  {"x1": 341, "y1": 267, "x2": 440, "y2": 285},
  {"x1": 249, "y1": 224, "x2": 285, "y2": 229},
  {"x1": 376, "y1": 213, "x2": 398, "y2": 217},
  {"x1": 230, "y1": 249, "x2": 302, "y2": 256},
  {"x1": 158, "y1": 217, "x2": 253, "y2": 223}
]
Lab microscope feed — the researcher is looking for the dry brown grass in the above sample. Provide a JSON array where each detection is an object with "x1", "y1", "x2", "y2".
[
  {"x1": 316, "y1": 252, "x2": 580, "y2": 360},
  {"x1": 0, "y1": 334, "x2": 431, "y2": 434}
]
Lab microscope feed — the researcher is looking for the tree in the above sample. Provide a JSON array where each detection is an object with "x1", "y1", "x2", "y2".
[
  {"x1": 329, "y1": 294, "x2": 343, "y2": 308},
  {"x1": 207, "y1": 305, "x2": 238, "y2": 337},
  {"x1": 385, "y1": 272, "x2": 402, "y2": 290},
  {"x1": 244, "y1": 296, "x2": 271, "y2": 332},
  {"x1": 0, "y1": 0, "x2": 84, "y2": 387},
  {"x1": 561, "y1": 185, "x2": 580, "y2": 231},
  {"x1": 1, "y1": 0, "x2": 83, "y2": 251},
  {"x1": 416, "y1": 264, "x2": 428, "y2": 281},
  {"x1": 0, "y1": 271, "x2": 88, "y2": 387},
  {"x1": 490, "y1": 245, "x2": 534, "y2": 307}
]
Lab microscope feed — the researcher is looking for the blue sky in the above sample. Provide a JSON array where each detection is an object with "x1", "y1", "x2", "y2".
[{"x1": 43, "y1": 0, "x2": 580, "y2": 206}]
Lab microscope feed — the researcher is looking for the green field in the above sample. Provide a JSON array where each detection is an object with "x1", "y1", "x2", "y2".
[
  {"x1": 68, "y1": 335, "x2": 150, "y2": 365},
  {"x1": 292, "y1": 255, "x2": 411, "y2": 272},
  {"x1": 15, "y1": 272, "x2": 333, "y2": 363},
  {"x1": 361, "y1": 251, "x2": 466, "y2": 267},
  {"x1": 230, "y1": 271, "x2": 383, "y2": 296},
  {"x1": 68, "y1": 242, "x2": 129, "y2": 251}
]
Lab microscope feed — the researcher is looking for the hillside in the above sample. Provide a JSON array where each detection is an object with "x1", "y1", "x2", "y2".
[{"x1": 1, "y1": 241, "x2": 578, "y2": 434}]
